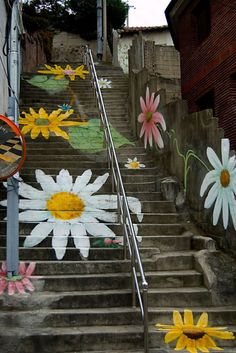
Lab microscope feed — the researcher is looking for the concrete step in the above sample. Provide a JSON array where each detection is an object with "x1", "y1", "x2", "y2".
[
  {"x1": 0, "y1": 287, "x2": 212, "y2": 310},
  {"x1": 0, "y1": 325, "x2": 145, "y2": 353},
  {"x1": 30, "y1": 270, "x2": 204, "y2": 291},
  {"x1": 4, "y1": 304, "x2": 235, "y2": 330}
]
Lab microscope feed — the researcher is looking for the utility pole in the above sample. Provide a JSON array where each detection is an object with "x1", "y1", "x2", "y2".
[
  {"x1": 6, "y1": 0, "x2": 23, "y2": 276},
  {"x1": 102, "y1": 0, "x2": 107, "y2": 62},
  {"x1": 97, "y1": 0, "x2": 103, "y2": 61}
]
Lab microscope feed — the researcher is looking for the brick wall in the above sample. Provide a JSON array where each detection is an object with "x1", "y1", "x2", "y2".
[{"x1": 177, "y1": 0, "x2": 236, "y2": 149}]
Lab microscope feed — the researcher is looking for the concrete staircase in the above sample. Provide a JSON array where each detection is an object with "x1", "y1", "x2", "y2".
[{"x1": 0, "y1": 62, "x2": 235, "y2": 353}]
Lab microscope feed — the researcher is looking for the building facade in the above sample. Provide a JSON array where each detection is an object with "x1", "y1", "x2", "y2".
[{"x1": 166, "y1": 0, "x2": 236, "y2": 149}]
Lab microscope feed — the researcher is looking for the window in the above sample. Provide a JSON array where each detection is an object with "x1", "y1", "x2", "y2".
[
  {"x1": 193, "y1": 0, "x2": 211, "y2": 43},
  {"x1": 196, "y1": 89, "x2": 215, "y2": 114}
]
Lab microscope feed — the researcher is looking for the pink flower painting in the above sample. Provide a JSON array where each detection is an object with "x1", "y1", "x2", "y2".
[
  {"x1": 138, "y1": 87, "x2": 166, "y2": 149},
  {"x1": 0, "y1": 262, "x2": 37, "y2": 295}
]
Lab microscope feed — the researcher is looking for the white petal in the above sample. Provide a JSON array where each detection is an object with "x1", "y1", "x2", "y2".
[
  {"x1": 213, "y1": 189, "x2": 223, "y2": 226},
  {"x1": 19, "y1": 182, "x2": 47, "y2": 200},
  {"x1": 79, "y1": 213, "x2": 98, "y2": 224},
  {"x1": 52, "y1": 223, "x2": 70, "y2": 260},
  {"x1": 19, "y1": 210, "x2": 50, "y2": 222},
  {"x1": 127, "y1": 196, "x2": 143, "y2": 222},
  {"x1": 207, "y1": 147, "x2": 222, "y2": 170},
  {"x1": 82, "y1": 173, "x2": 109, "y2": 195},
  {"x1": 229, "y1": 192, "x2": 236, "y2": 230},
  {"x1": 204, "y1": 182, "x2": 219, "y2": 208},
  {"x1": 222, "y1": 189, "x2": 229, "y2": 229},
  {"x1": 200, "y1": 170, "x2": 217, "y2": 196},
  {"x1": 24, "y1": 222, "x2": 54, "y2": 247},
  {"x1": 71, "y1": 223, "x2": 90, "y2": 258},
  {"x1": 85, "y1": 222, "x2": 116, "y2": 238},
  {"x1": 221, "y1": 138, "x2": 230, "y2": 168},
  {"x1": 227, "y1": 156, "x2": 236, "y2": 172},
  {"x1": 72, "y1": 169, "x2": 92, "y2": 193},
  {"x1": 88, "y1": 194, "x2": 117, "y2": 209},
  {"x1": 56, "y1": 169, "x2": 73, "y2": 192},
  {"x1": 85, "y1": 207, "x2": 117, "y2": 222},
  {"x1": 35, "y1": 170, "x2": 60, "y2": 194},
  {"x1": 19, "y1": 200, "x2": 46, "y2": 210}
]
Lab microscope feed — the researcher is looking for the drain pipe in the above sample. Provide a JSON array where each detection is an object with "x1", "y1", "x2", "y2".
[{"x1": 6, "y1": 0, "x2": 24, "y2": 276}]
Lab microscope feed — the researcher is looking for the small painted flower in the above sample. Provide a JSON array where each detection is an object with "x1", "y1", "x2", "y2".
[
  {"x1": 156, "y1": 309, "x2": 235, "y2": 353},
  {"x1": 98, "y1": 78, "x2": 112, "y2": 89},
  {"x1": 200, "y1": 138, "x2": 236, "y2": 230},
  {"x1": 38, "y1": 64, "x2": 89, "y2": 81},
  {"x1": 125, "y1": 157, "x2": 145, "y2": 169},
  {"x1": 58, "y1": 104, "x2": 72, "y2": 112},
  {"x1": 19, "y1": 107, "x2": 88, "y2": 140},
  {"x1": 0, "y1": 169, "x2": 143, "y2": 260},
  {"x1": 138, "y1": 86, "x2": 166, "y2": 149},
  {"x1": 0, "y1": 262, "x2": 37, "y2": 295}
]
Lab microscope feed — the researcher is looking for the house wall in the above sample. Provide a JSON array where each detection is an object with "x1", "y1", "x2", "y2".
[
  {"x1": 177, "y1": 0, "x2": 236, "y2": 149},
  {"x1": 117, "y1": 29, "x2": 174, "y2": 74},
  {"x1": 0, "y1": 2, "x2": 9, "y2": 115}
]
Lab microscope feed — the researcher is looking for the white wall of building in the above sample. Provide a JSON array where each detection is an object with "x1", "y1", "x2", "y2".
[
  {"x1": 117, "y1": 29, "x2": 173, "y2": 74},
  {"x1": 0, "y1": 2, "x2": 9, "y2": 115}
]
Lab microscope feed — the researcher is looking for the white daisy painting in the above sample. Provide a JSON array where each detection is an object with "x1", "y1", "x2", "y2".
[
  {"x1": 200, "y1": 138, "x2": 236, "y2": 230},
  {"x1": 98, "y1": 78, "x2": 112, "y2": 89},
  {"x1": 125, "y1": 157, "x2": 145, "y2": 169},
  {"x1": 0, "y1": 169, "x2": 143, "y2": 260}
]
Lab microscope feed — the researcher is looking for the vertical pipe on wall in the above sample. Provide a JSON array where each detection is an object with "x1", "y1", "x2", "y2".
[{"x1": 97, "y1": 0, "x2": 103, "y2": 61}]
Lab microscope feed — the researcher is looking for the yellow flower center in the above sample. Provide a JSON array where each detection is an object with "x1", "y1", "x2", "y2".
[
  {"x1": 36, "y1": 118, "x2": 50, "y2": 126},
  {"x1": 183, "y1": 327, "x2": 205, "y2": 339},
  {"x1": 46, "y1": 192, "x2": 85, "y2": 220},
  {"x1": 220, "y1": 169, "x2": 230, "y2": 187},
  {"x1": 130, "y1": 161, "x2": 140, "y2": 169},
  {"x1": 146, "y1": 111, "x2": 153, "y2": 122}
]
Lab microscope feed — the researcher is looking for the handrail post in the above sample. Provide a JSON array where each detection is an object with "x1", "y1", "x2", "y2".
[{"x1": 143, "y1": 285, "x2": 149, "y2": 353}]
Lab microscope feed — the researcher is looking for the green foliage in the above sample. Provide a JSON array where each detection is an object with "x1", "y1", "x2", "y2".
[{"x1": 22, "y1": 0, "x2": 128, "y2": 40}]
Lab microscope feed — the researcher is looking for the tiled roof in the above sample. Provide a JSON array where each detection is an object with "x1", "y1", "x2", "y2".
[{"x1": 120, "y1": 25, "x2": 168, "y2": 34}]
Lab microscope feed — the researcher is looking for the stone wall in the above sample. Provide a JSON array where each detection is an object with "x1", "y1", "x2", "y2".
[
  {"x1": 128, "y1": 33, "x2": 236, "y2": 255},
  {"x1": 52, "y1": 31, "x2": 112, "y2": 63}
]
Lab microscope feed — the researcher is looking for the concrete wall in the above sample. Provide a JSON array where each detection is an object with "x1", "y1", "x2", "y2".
[
  {"x1": 0, "y1": 2, "x2": 9, "y2": 115},
  {"x1": 128, "y1": 33, "x2": 236, "y2": 254},
  {"x1": 116, "y1": 29, "x2": 174, "y2": 74},
  {"x1": 52, "y1": 31, "x2": 112, "y2": 63}
]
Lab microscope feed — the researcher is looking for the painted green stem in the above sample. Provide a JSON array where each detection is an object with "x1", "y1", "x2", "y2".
[{"x1": 169, "y1": 130, "x2": 210, "y2": 191}]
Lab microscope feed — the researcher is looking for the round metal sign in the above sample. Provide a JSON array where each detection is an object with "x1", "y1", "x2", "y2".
[{"x1": 0, "y1": 115, "x2": 26, "y2": 180}]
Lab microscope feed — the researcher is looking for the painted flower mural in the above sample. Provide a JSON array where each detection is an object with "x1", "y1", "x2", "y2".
[
  {"x1": 200, "y1": 138, "x2": 236, "y2": 230},
  {"x1": 98, "y1": 78, "x2": 112, "y2": 89},
  {"x1": 0, "y1": 169, "x2": 143, "y2": 260},
  {"x1": 19, "y1": 107, "x2": 88, "y2": 140},
  {"x1": 138, "y1": 86, "x2": 166, "y2": 149},
  {"x1": 38, "y1": 64, "x2": 89, "y2": 81},
  {"x1": 0, "y1": 262, "x2": 37, "y2": 295},
  {"x1": 125, "y1": 157, "x2": 145, "y2": 169},
  {"x1": 156, "y1": 309, "x2": 235, "y2": 353},
  {"x1": 58, "y1": 104, "x2": 72, "y2": 112}
]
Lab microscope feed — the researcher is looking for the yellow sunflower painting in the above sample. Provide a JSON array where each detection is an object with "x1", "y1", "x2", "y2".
[
  {"x1": 37, "y1": 64, "x2": 89, "y2": 81},
  {"x1": 19, "y1": 107, "x2": 88, "y2": 140},
  {"x1": 156, "y1": 309, "x2": 235, "y2": 353}
]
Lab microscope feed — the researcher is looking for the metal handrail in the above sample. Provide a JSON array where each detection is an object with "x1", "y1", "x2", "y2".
[{"x1": 84, "y1": 47, "x2": 149, "y2": 353}]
